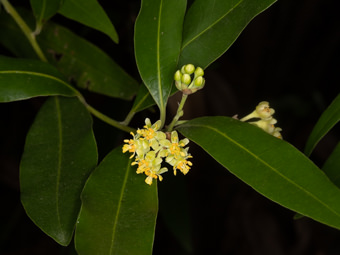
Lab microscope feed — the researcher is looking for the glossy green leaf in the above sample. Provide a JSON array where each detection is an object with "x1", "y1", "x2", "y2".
[
  {"x1": 177, "y1": 116, "x2": 340, "y2": 230},
  {"x1": 58, "y1": 0, "x2": 118, "y2": 43},
  {"x1": 323, "y1": 142, "x2": 340, "y2": 188},
  {"x1": 305, "y1": 93, "x2": 340, "y2": 156},
  {"x1": 0, "y1": 10, "x2": 138, "y2": 100},
  {"x1": 30, "y1": 0, "x2": 63, "y2": 25},
  {"x1": 131, "y1": 84, "x2": 156, "y2": 114},
  {"x1": 0, "y1": 55, "x2": 77, "y2": 102},
  {"x1": 179, "y1": 0, "x2": 277, "y2": 68},
  {"x1": 20, "y1": 96, "x2": 98, "y2": 245},
  {"x1": 134, "y1": 0, "x2": 186, "y2": 117},
  {"x1": 75, "y1": 147, "x2": 158, "y2": 255},
  {"x1": 131, "y1": 84, "x2": 180, "y2": 116}
]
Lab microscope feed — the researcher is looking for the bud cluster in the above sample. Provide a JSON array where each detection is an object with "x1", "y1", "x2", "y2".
[
  {"x1": 240, "y1": 101, "x2": 282, "y2": 139},
  {"x1": 174, "y1": 64, "x2": 205, "y2": 94},
  {"x1": 123, "y1": 118, "x2": 193, "y2": 185}
]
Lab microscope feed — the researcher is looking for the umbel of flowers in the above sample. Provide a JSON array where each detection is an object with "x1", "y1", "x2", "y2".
[
  {"x1": 174, "y1": 64, "x2": 205, "y2": 94},
  {"x1": 240, "y1": 101, "x2": 282, "y2": 139},
  {"x1": 123, "y1": 118, "x2": 192, "y2": 185}
]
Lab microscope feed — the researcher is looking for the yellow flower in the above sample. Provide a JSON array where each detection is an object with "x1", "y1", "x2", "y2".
[
  {"x1": 240, "y1": 101, "x2": 275, "y2": 121},
  {"x1": 251, "y1": 118, "x2": 277, "y2": 134},
  {"x1": 162, "y1": 131, "x2": 192, "y2": 175},
  {"x1": 137, "y1": 118, "x2": 161, "y2": 139},
  {"x1": 123, "y1": 119, "x2": 193, "y2": 184},
  {"x1": 122, "y1": 132, "x2": 139, "y2": 158},
  {"x1": 174, "y1": 157, "x2": 193, "y2": 175},
  {"x1": 273, "y1": 127, "x2": 283, "y2": 139},
  {"x1": 133, "y1": 151, "x2": 168, "y2": 185},
  {"x1": 240, "y1": 101, "x2": 283, "y2": 139},
  {"x1": 166, "y1": 154, "x2": 193, "y2": 176}
]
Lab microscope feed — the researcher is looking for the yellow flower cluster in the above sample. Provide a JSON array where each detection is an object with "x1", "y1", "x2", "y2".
[
  {"x1": 122, "y1": 118, "x2": 192, "y2": 185},
  {"x1": 240, "y1": 101, "x2": 282, "y2": 139}
]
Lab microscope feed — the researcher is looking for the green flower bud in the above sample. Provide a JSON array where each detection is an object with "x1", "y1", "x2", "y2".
[
  {"x1": 194, "y1": 67, "x2": 204, "y2": 77},
  {"x1": 181, "y1": 73, "x2": 191, "y2": 85},
  {"x1": 184, "y1": 64, "x2": 195, "y2": 74},
  {"x1": 193, "y1": 76, "x2": 204, "y2": 87},
  {"x1": 174, "y1": 70, "x2": 182, "y2": 81}
]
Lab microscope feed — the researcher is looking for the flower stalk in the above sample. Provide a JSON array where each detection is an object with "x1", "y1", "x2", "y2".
[
  {"x1": 77, "y1": 95, "x2": 136, "y2": 134},
  {"x1": 166, "y1": 93, "x2": 188, "y2": 132}
]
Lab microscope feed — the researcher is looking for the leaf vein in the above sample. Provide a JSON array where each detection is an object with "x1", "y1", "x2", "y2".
[
  {"x1": 156, "y1": 0, "x2": 163, "y2": 109},
  {"x1": 189, "y1": 123, "x2": 340, "y2": 218},
  {"x1": 55, "y1": 97, "x2": 63, "y2": 234},
  {"x1": 109, "y1": 157, "x2": 131, "y2": 254}
]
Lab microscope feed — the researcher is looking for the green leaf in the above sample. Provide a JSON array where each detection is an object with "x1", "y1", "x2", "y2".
[
  {"x1": 323, "y1": 142, "x2": 340, "y2": 188},
  {"x1": 177, "y1": 116, "x2": 340, "y2": 230},
  {"x1": 30, "y1": 0, "x2": 63, "y2": 25},
  {"x1": 75, "y1": 147, "x2": 158, "y2": 255},
  {"x1": 130, "y1": 84, "x2": 156, "y2": 114},
  {"x1": 20, "y1": 96, "x2": 98, "y2": 245},
  {"x1": 39, "y1": 22, "x2": 137, "y2": 99},
  {"x1": 58, "y1": 0, "x2": 118, "y2": 43},
  {"x1": 179, "y1": 0, "x2": 277, "y2": 68},
  {"x1": 131, "y1": 84, "x2": 180, "y2": 116},
  {"x1": 305, "y1": 93, "x2": 340, "y2": 156},
  {"x1": 134, "y1": 0, "x2": 186, "y2": 118},
  {"x1": 0, "y1": 9, "x2": 138, "y2": 100},
  {"x1": 0, "y1": 55, "x2": 77, "y2": 102}
]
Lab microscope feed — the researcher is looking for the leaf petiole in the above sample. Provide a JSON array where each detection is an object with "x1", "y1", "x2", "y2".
[
  {"x1": 77, "y1": 95, "x2": 136, "y2": 134},
  {"x1": 0, "y1": 0, "x2": 48, "y2": 62}
]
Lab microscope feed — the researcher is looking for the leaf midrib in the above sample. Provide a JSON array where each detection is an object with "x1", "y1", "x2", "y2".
[
  {"x1": 38, "y1": 0, "x2": 47, "y2": 22},
  {"x1": 181, "y1": 0, "x2": 243, "y2": 50},
  {"x1": 109, "y1": 157, "x2": 131, "y2": 254},
  {"x1": 156, "y1": 0, "x2": 164, "y2": 110},
  {"x1": 184, "y1": 123, "x2": 340, "y2": 219},
  {"x1": 0, "y1": 70, "x2": 75, "y2": 90},
  {"x1": 55, "y1": 97, "x2": 64, "y2": 234}
]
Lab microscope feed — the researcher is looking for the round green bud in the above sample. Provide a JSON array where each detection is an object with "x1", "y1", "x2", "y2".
[
  {"x1": 194, "y1": 76, "x2": 204, "y2": 87},
  {"x1": 174, "y1": 70, "x2": 182, "y2": 81},
  {"x1": 181, "y1": 73, "x2": 191, "y2": 85},
  {"x1": 194, "y1": 67, "x2": 204, "y2": 77},
  {"x1": 184, "y1": 64, "x2": 195, "y2": 74}
]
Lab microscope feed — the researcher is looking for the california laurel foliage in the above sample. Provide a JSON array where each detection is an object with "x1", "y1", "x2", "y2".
[{"x1": 1, "y1": 0, "x2": 340, "y2": 254}]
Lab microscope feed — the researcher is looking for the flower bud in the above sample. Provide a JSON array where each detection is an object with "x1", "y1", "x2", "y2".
[
  {"x1": 174, "y1": 64, "x2": 205, "y2": 94},
  {"x1": 181, "y1": 73, "x2": 191, "y2": 85},
  {"x1": 193, "y1": 76, "x2": 205, "y2": 87},
  {"x1": 184, "y1": 64, "x2": 195, "y2": 74},
  {"x1": 194, "y1": 67, "x2": 204, "y2": 77},
  {"x1": 174, "y1": 70, "x2": 182, "y2": 81}
]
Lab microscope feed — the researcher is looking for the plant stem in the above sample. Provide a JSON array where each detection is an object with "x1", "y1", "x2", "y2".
[
  {"x1": 0, "y1": 0, "x2": 47, "y2": 62},
  {"x1": 77, "y1": 96, "x2": 136, "y2": 134},
  {"x1": 156, "y1": 105, "x2": 165, "y2": 130},
  {"x1": 166, "y1": 93, "x2": 188, "y2": 132},
  {"x1": 1, "y1": 0, "x2": 136, "y2": 134},
  {"x1": 120, "y1": 109, "x2": 136, "y2": 126}
]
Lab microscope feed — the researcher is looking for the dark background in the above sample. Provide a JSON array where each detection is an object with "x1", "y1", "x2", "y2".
[{"x1": 1, "y1": 0, "x2": 340, "y2": 254}]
